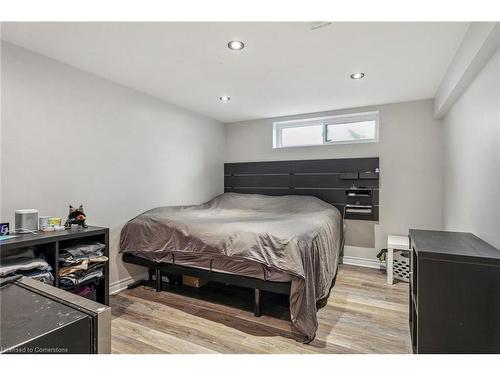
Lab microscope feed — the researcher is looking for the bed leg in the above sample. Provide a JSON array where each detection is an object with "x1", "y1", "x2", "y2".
[
  {"x1": 254, "y1": 288, "x2": 262, "y2": 317},
  {"x1": 156, "y1": 269, "x2": 162, "y2": 292}
]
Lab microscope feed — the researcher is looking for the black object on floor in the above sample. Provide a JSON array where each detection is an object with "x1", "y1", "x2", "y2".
[{"x1": 0, "y1": 277, "x2": 111, "y2": 354}]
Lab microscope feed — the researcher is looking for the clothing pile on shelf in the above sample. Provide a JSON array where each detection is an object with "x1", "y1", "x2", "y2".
[
  {"x1": 0, "y1": 247, "x2": 54, "y2": 284},
  {"x1": 74, "y1": 284, "x2": 96, "y2": 298},
  {"x1": 58, "y1": 242, "x2": 108, "y2": 290}
]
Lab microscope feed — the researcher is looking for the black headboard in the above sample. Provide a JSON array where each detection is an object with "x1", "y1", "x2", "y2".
[{"x1": 224, "y1": 157, "x2": 379, "y2": 221}]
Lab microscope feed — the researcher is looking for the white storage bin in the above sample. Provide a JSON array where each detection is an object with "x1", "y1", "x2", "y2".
[{"x1": 393, "y1": 250, "x2": 410, "y2": 282}]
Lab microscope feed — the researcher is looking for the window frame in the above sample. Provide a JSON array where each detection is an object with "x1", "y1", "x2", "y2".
[{"x1": 273, "y1": 111, "x2": 379, "y2": 149}]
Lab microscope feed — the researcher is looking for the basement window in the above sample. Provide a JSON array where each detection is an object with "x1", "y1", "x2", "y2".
[{"x1": 273, "y1": 111, "x2": 379, "y2": 148}]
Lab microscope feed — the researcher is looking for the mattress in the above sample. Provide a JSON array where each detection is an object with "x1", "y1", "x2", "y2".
[{"x1": 120, "y1": 192, "x2": 342, "y2": 342}]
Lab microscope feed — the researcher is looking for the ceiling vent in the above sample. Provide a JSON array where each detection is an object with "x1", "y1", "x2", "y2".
[{"x1": 310, "y1": 22, "x2": 333, "y2": 31}]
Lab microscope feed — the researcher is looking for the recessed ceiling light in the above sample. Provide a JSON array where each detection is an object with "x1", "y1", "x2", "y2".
[
  {"x1": 350, "y1": 72, "x2": 365, "y2": 80},
  {"x1": 228, "y1": 40, "x2": 245, "y2": 50},
  {"x1": 219, "y1": 96, "x2": 231, "y2": 102}
]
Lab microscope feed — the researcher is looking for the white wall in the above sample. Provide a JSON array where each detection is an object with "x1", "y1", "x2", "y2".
[
  {"x1": 442, "y1": 47, "x2": 500, "y2": 249},
  {"x1": 0, "y1": 42, "x2": 225, "y2": 287},
  {"x1": 225, "y1": 100, "x2": 444, "y2": 262},
  {"x1": 434, "y1": 23, "x2": 500, "y2": 119}
]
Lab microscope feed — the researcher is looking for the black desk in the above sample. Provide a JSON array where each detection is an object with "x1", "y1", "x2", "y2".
[{"x1": 0, "y1": 226, "x2": 109, "y2": 305}]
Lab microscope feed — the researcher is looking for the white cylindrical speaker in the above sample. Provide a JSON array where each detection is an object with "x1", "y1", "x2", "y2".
[{"x1": 15, "y1": 209, "x2": 39, "y2": 233}]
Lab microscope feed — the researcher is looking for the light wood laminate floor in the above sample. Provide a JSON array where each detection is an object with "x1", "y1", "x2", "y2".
[{"x1": 110, "y1": 264, "x2": 411, "y2": 353}]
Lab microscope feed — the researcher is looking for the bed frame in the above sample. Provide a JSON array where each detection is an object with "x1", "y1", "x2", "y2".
[
  {"x1": 123, "y1": 157, "x2": 379, "y2": 317},
  {"x1": 123, "y1": 253, "x2": 290, "y2": 316}
]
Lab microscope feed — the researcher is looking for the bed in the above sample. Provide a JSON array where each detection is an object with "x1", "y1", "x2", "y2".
[
  {"x1": 120, "y1": 157, "x2": 380, "y2": 342},
  {"x1": 120, "y1": 193, "x2": 341, "y2": 341}
]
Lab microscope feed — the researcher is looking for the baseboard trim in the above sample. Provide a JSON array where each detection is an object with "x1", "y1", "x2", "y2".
[
  {"x1": 110, "y1": 272, "x2": 149, "y2": 295},
  {"x1": 342, "y1": 256, "x2": 382, "y2": 269}
]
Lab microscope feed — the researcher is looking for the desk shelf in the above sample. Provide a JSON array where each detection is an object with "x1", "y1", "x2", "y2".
[{"x1": 1, "y1": 226, "x2": 109, "y2": 306}]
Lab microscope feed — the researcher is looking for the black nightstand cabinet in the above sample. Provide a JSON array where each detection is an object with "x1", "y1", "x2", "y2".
[
  {"x1": 1, "y1": 226, "x2": 109, "y2": 305},
  {"x1": 409, "y1": 229, "x2": 500, "y2": 353}
]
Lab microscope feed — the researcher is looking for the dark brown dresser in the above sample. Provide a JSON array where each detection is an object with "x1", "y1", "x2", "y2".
[{"x1": 409, "y1": 229, "x2": 500, "y2": 353}]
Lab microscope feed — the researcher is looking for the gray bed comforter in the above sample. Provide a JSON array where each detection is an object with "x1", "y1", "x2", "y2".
[{"x1": 120, "y1": 193, "x2": 342, "y2": 342}]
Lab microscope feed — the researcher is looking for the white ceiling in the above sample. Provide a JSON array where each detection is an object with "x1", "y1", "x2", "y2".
[{"x1": 1, "y1": 22, "x2": 468, "y2": 123}]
